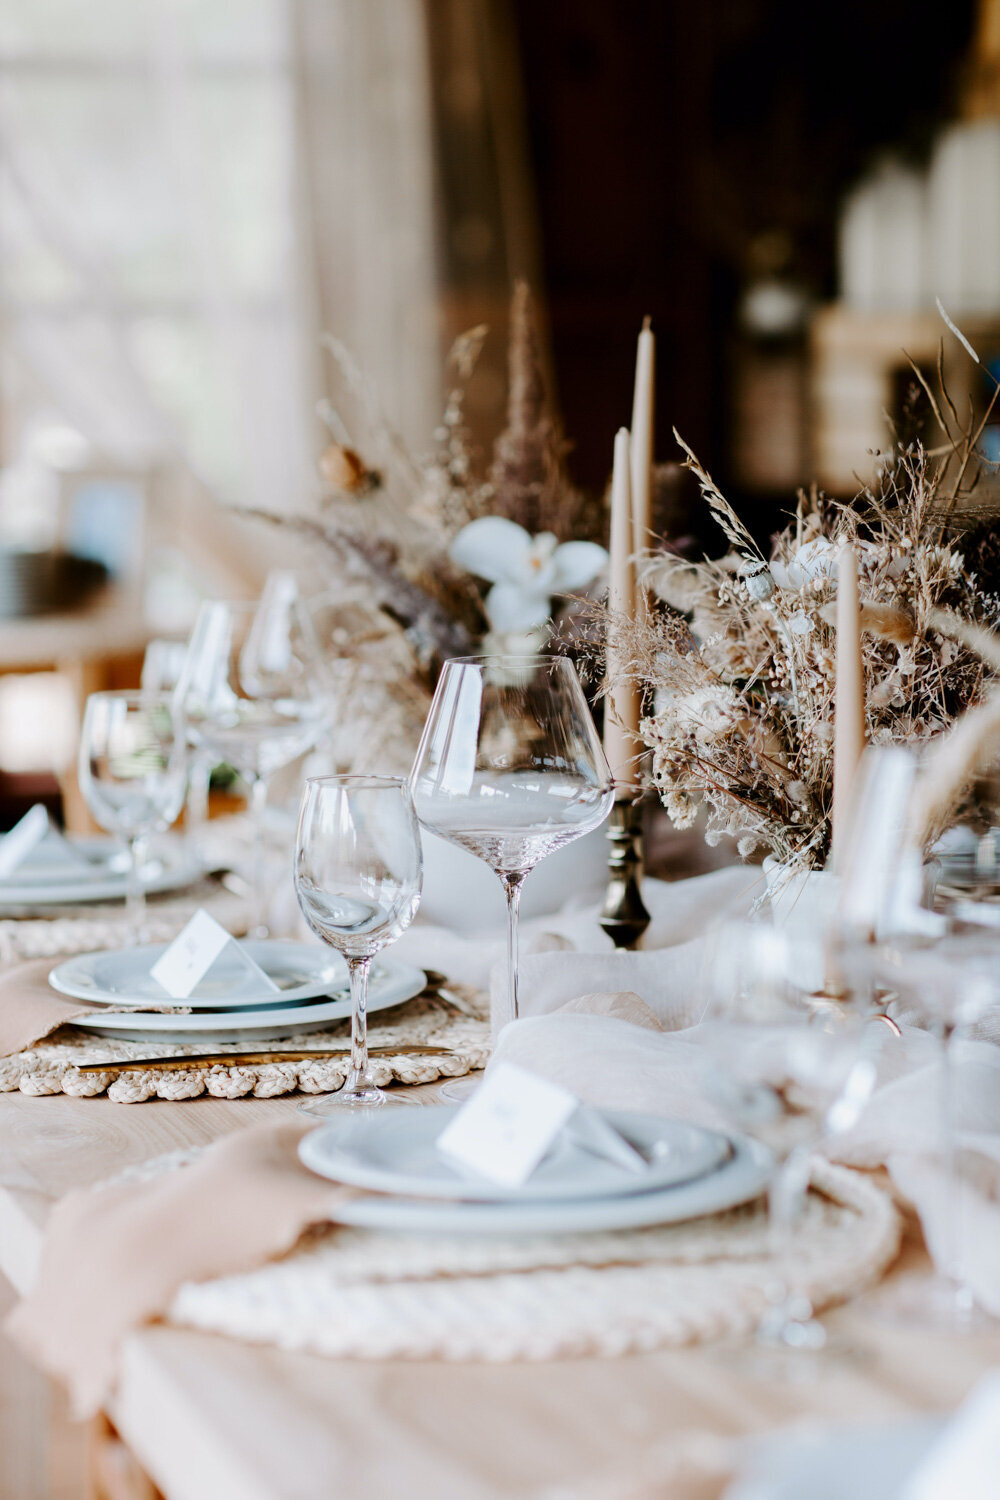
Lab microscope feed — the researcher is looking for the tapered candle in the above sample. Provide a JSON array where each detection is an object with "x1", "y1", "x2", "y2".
[
  {"x1": 605, "y1": 426, "x2": 641, "y2": 793},
  {"x1": 832, "y1": 543, "x2": 866, "y2": 870},
  {"x1": 630, "y1": 317, "x2": 655, "y2": 562}
]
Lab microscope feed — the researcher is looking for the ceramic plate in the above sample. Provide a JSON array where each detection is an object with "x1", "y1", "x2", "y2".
[
  {"x1": 299, "y1": 1120, "x2": 773, "y2": 1235},
  {"x1": 0, "y1": 836, "x2": 202, "y2": 909},
  {"x1": 297, "y1": 1106, "x2": 731, "y2": 1202},
  {"x1": 66, "y1": 959, "x2": 427, "y2": 1042},
  {"x1": 50, "y1": 940, "x2": 349, "y2": 1010}
]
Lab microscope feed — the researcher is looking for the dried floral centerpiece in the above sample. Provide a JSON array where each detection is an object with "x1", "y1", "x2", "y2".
[
  {"x1": 240, "y1": 283, "x2": 606, "y2": 772},
  {"x1": 618, "y1": 349, "x2": 1000, "y2": 872}
]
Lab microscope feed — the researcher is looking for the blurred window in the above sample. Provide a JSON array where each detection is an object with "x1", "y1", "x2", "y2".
[{"x1": 0, "y1": 0, "x2": 310, "y2": 519}]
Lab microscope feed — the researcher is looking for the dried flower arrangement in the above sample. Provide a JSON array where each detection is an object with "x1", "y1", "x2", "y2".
[
  {"x1": 237, "y1": 282, "x2": 605, "y2": 772},
  {"x1": 615, "y1": 346, "x2": 1000, "y2": 871}
]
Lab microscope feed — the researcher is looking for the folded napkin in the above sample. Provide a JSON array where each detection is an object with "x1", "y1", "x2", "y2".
[
  {"x1": 0, "y1": 957, "x2": 183, "y2": 1059},
  {"x1": 7, "y1": 1119, "x2": 349, "y2": 1416}
]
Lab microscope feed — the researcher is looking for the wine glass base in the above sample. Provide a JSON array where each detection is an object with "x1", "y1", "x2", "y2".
[
  {"x1": 439, "y1": 1076, "x2": 481, "y2": 1104},
  {"x1": 856, "y1": 1273, "x2": 1000, "y2": 1334},
  {"x1": 297, "y1": 1086, "x2": 397, "y2": 1120}
]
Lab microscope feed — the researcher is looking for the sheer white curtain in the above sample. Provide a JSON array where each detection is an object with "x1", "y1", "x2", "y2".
[{"x1": 0, "y1": 0, "x2": 539, "y2": 581}]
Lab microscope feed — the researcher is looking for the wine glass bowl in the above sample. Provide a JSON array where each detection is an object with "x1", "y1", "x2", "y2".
[
  {"x1": 78, "y1": 690, "x2": 187, "y2": 942},
  {"x1": 181, "y1": 596, "x2": 331, "y2": 935},
  {"x1": 295, "y1": 775, "x2": 422, "y2": 1110},
  {"x1": 411, "y1": 655, "x2": 613, "y2": 1035}
]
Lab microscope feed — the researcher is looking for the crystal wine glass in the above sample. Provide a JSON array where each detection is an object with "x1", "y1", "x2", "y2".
[
  {"x1": 861, "y1": 930, "x2": 1000, "y2": 1332},
  {"x1": 142, "y1": 637, "x2": 214, "y2": 858},
  {"x1": 411, "y1": 655, "x2": 614, "y2": 1037},
  {"x1": 181, "y1": 594, "x2": 331, "y2": 937},
  {"x1": 78, "y1": 690, "x2": 187, "y2": 943},
  {"x1": 704, "y1": 919, "x2": 883, "y2": 1366},
  {"x1": 295, "y1": 775, "x2": 422, "y2": 1112}
]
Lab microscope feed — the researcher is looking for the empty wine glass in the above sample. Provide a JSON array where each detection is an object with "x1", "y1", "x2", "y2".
[
  {"x1": 295, "y1": 775, "x2": 422, "y2": 1113},
  {"x1": 861, "y1": 930, "x2": 1000, "y2": 1332},
  {"x1": 78, "y1": 691, "x2": 187, "y2": 943},
  {"x1": 704, "y1": 920, "x2": 883, "y2": 1367},
  {"x1": 142, "y1": 637, "x2": 214, "y2": 857},
  {"x1": 411, "y1": 655, "x2": 614, "y2": 1038},
  {"x1": 182, "y1": 592, "x2": 331, "y2": 936}
]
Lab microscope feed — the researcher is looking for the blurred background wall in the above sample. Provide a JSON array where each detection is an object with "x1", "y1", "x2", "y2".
[{"x1": 0, "y1": 0, "x2": 997, "y2": 802}]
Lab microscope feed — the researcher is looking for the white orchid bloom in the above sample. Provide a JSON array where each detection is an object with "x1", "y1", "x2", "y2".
[
  {"x1": 450, "y1": 516, "x2": 608, "y2": 632},
  {"x1": 770, "y1": 537, "x2": 837, "y2": 591}
]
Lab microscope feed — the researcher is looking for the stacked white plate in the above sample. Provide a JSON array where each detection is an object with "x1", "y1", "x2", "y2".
[
  {"x1": 48, "y1": 942, "x2": 427, "y2": 1043},
  {"x1": 0, "y1": 834, "x2": 202, "y2": 912},
  {"x1": 299, "y1": 1105, "x2": 773, "y2": 1235}
]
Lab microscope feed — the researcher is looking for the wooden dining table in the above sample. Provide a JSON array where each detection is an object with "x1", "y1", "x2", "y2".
[{"x1": 2, "y1": 1080, "x2": 1000, "y2": 1500}]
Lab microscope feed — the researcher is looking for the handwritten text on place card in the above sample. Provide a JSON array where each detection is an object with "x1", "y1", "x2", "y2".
[
  {"x1": 435, "y1": 1062, "x2": 580, "y2": 1187},
  {"x1": 150, "y1": 909, "x2": 279, "y2": 1000}
]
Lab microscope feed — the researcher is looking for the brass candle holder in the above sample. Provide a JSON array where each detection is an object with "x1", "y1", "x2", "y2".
[{"x1": 599, "y1": 796, "x2": 651, "y2": 949}]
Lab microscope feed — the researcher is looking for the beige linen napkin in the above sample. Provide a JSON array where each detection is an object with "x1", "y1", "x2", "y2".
[
  {"x1": 0, "y1": 956, "x2": 185, "y2": 1058},
  {"x1": 0, "y1": 958, "x2": 109, "y2": 1056},
  {"x1": 6, "y1": 1119, "x2": 353, "y2": 1416}
]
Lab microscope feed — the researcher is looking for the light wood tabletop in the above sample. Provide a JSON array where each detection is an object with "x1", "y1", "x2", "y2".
[{"x1": 2, "y1": 1084, "x2": 1000, "y2": 1500}]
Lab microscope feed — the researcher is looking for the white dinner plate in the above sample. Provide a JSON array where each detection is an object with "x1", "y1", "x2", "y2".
[
  {"x1": 50, "y1": 940, "x2": 348, "y2": 1010},
  {"x1": 0, "y1": 835, "x2": 202, "y2": 910},
  {"x1": 66, "y1": 959, "x2": 427, "y2": 1042},
  {"x1": 297, "y1": 1106, "x2": 732, "y2": 1202},
  {"x1": 299, "y1": 1117, "x2": 773, "y2": 1235}
]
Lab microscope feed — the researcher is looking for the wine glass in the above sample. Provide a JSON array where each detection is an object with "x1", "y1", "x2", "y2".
[
  {"x1": 294, "y1": 775, "x2": 422, "y2": 1112},
  {"x1": 703, "y1": 919, "x2": 884, "y2": 1367},
  {"x1": 78, "y1": 690, "x2": 187, "y2": 943},
  {"x1": 142, "y1": 637, "x2": 214, "y2": 857},
  {"x1": 411, "y1": 655, "x2": 614, "y2": 1038},
  {"x1": 181, "y1": 593, "x2": 331, "y2": 937},
  {"x1": 860, "y1": 930, "x2": 1000, "y2": 1332}
]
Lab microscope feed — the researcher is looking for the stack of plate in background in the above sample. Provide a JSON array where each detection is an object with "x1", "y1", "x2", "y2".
[
  {"x1": 48, "y1": 942, "x2": 427, "y2": 1044},
  {"x1": 0, "y1": 833, "x2": 201, "y2": 913}
]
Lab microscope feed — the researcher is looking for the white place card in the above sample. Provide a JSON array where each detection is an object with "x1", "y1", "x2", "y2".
[
  {"x1": 0, "y1": 805, "x2": 50, "y2": 877},
  {"x1": 436, "y1": 1062, "x2": 579, "y2": 1187},
  {"x1": 150, "y1": 909, "x2": 279, "y2": 1000}
]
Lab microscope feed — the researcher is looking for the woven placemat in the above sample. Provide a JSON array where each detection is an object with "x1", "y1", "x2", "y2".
[
  {"x1": 0, "y1": 878, "x2": 249, "y2": 963},
  {"x1": 169, "y1": 1156, "x2": 900, "y2": 1362},
  {"x1": 0, "y1": 990, "x2": 490, "y2": 1102}
]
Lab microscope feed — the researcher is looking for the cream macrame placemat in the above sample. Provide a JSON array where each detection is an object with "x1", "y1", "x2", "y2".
[
  {"x1": 0, "y1": 878, "x2": 249, "y2": 963},
  {"x1": 0, "y1": 991, "x2": 490, "y2": 1102},
  {"x1": 168, "y1": 1157, "x2": 899, "y2": 1362}
]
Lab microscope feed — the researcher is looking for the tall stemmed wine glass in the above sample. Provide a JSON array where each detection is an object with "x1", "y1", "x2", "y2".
[
  {"x1": 411, "y1": 655, "x2": 614, "y2": 1036},
  {"x1": 142, "y1": 638, "x2": 214, "y2": 857},
  {"x1": 78, "y1": 691, "x2": 187, "y2": 943},
  {"x1": 181, "y1": 593, "x2": 331, "y2": 937},
  {"x1": 704, "y1": 920, "x2": 883, "y2": 1369},
  {"x1": 295, "y1": 775, "x2": 422, "y2": 1113},
  {"x1": 863, "y1": 931, "x2": 1000, "y2": 1332}
]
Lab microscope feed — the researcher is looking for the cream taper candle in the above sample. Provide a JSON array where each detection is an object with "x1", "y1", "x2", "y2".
[
  {"x1": 605, "y1": 426, "x2": 641, "y2": 793},
  {"x1": 630, "y1": 316, "x2": 655, "y2": 562},
  {"x1": 832, "y1": 542, "x2": 866, "y2": 870}
]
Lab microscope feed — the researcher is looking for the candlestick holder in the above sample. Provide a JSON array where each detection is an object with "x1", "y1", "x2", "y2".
[{"x1": 599, "y1": 796, "x2": 651, "y2": 949}]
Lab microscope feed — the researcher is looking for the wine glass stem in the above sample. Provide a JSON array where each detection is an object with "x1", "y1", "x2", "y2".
[
  {"x1": 346, "y1": 955, "x2": 373, "y2": 1089},
  {"x1": 186, "y1": 757, "x2": 211, "y2": 852},
  {"x1": 939, "y1": 1021, "x2": 968, "y2": 1303},
  {"x1": 247, "y1": 774, "x2": 269, "y2": 939},
  {"x1": 499, "y1": 871, "x2": 528, "y2": 1032},
  {"x1": 125, "y1": 834, "x2": 148, "y2": 945}
]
